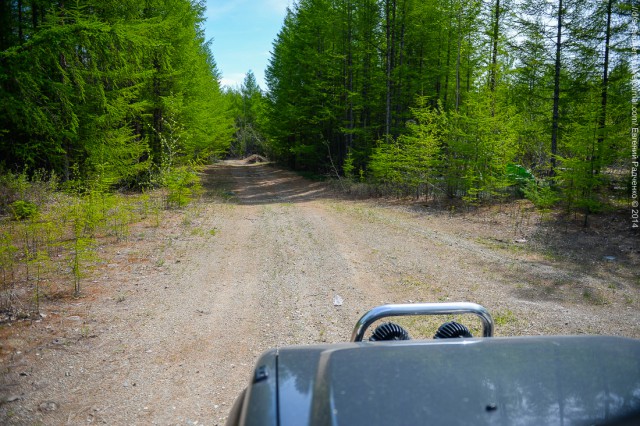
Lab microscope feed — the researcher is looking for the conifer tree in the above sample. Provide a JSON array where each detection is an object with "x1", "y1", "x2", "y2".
[{"x1": 0, "y1": 0, "x2": 232, "y2": 186}]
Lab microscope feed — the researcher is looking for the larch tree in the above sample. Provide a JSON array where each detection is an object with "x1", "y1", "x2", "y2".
[{"x1": 0, "y1": 0, "x2": 233, "y2": 186}]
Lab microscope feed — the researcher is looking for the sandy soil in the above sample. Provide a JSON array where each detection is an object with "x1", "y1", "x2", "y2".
[{"x1": 1, "y1": 160, "x2": 639, "y2": 425}]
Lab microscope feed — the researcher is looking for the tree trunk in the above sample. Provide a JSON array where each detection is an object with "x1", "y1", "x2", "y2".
[
  {"x1": 466, "y1": 31, "x2": 471, "y2": 93},
  {"x1": 32, "y1": 0, "x2": 38, "y2": 30},
  {"x1": 61, "y1": 51, "x2": 70, "y2": 182},
  {"x1": 395, "y1": 0, "x2": 406, "y2": 129},
  {"x1": 384, "y1": 0, "x2": 396, "y2": 140},
  {"x1": 490, "y1": 0, "x2": 500, "y2": 116},
  {"x1": 455, "y1": 9, "x2": 461, "y2": 113},
  {"x1": 435, "y1": 27, "x2": 443, "y2": 108},
  {"x1": 550, "y1": 0, "x2": 563, "y2": 177},
  {"x1": 443, "y1": 15, "x2": 453, "y2": 110},
  {"x1": 152, "y1": 56, "x2": 163, "y2": 167},
  {"x1": 346, "y1": 0, "x2": 354, "y2": 153},
  {"x1": 596, "y1": 0, "x2": 612, "y2": 175},
  {"x1": 59, "y1": 0, "x2": 70, "y2": 181},
  {"x1": 0, "y1": 0, "x2": 11, "y2": 50},
  {"x1": 18, "y1": 0, "x2": 23, "y2": 43}
]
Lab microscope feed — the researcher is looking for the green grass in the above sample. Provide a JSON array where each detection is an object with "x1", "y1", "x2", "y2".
[
  {"x1": 474, "y1": 237, "x2": 526, "y2": 255},
  {"x1": 493, "y1": 309, "x2": 518, "y2": 326},
  {"x1": 582, "y1": 288, "x2": 609, "y2": 306}
]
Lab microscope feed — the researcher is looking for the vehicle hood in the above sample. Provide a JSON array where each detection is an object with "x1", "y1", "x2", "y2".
[{"x1": 267, "y1": 336, "x2": 640, "y2": 425}]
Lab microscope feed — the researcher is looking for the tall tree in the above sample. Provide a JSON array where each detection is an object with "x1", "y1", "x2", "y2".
[
  {"x1": 263, "y1": 0, "x2": 633, "y2": 211},
  {"x1": 550, "y1": 0, "x2": 563, "y2": 177},
  {"x1": 227, "y1": 70, "x2": 266, "y2": 158},
  {"x1": 0, "y1": 0, "x2": 232, "y2": 185}
]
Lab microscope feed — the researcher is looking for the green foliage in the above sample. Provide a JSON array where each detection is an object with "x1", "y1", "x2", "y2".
[
  {"x1": 263, "y1": 0, "x2": 630, "y2": 213},
  {"x1": 226, "y1": 71, "x2": 268, "y2": 158},
  {"x1": 68, "y1": 236, "x2": 97, "y2": 297},
  {"x1": 522, "y1": 181, "x2": 560, "y2": 210},
  {"x1": 554, "y1": 87, "x2": 610, "y2": 222},
  {"x1": 107, "y1": 202, "x2": 133, "y2": 241},
  {"x1": 0, "y1": 170, "x2": 30, "y2": 213},
  {"x1": 0, "y1": 169, "x2": 178, "y2": 312},
  {"x1": 9, "y1": 200, "x2": 38, "y2": 220},
  {"x1": 0, "y1": 168, "x2": 57, "y2": 215},
  {"x1": 0, "y1": 231, "x2": 18, "y2": 292},
  {"x1": 61, "y1": 191, "x2": 107, "y2": 296},
  {"x1": 0, "y1": 0, "x2": 633, "y2": 215},
  {"x1": 342, "y1": 150, "x2": 356, "y2": 180},
  {"x1": 266, "y1": 0, "x2": 376, "y2": 170},
  {"x1": 446, "y1": 88, "x2": 521, "y2": 202},
  {"x1": 370, "y1": 98, "x2": 444, "y2": 198},
  {"x1": 369, "y1": 89, "x2": 522, "y2": 204},
  {"x1": 165, "y1": 166, "x2": 202, "y2": 209},
  {"x1": 506, "y1": 164, "x2": 535, "y2": 187},
  {"x1": 0, "y1": 0, "x2": 232, "y2": 187},
  {"x1": 28, "y1": 250, "x2": 51, "y2": 314}
]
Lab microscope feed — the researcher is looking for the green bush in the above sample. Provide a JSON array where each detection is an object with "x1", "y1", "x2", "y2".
[
  {"x1": 0, "y1": 170, "x2": 29, "y2": 214},
  {"x1": 9, "y1": 200, "x2": 38, "y2": 220},
  {"x1": 522, "y1": 181, "x2": 559, "y2": 210},
  {"x1": 165, "y1": 166, "x2": 202, "y2": 208}
]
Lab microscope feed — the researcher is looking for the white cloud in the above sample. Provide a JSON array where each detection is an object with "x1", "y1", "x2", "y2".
[
  {"x1": 206, "y1": 0, "x2": 245, "y2": 20},
  {"x1": 266, "y1": 0, "x2": 291, "y2": 13},
  {"x1": 220, "y1": 72, "x2": 247, "y2": 89}
]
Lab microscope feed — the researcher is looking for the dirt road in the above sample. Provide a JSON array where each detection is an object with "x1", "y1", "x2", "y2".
[{"x1": 2, "y1": 160, "x2": 639, "y2": 425}]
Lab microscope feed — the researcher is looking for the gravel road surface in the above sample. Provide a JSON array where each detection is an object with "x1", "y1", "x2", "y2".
[{"x1": 1, "y1": 160, "x2": 638, "y2": 425}]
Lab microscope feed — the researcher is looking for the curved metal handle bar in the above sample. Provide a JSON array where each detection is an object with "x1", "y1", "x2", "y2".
[{"x1": 351, "y1": 302, "x2": 494, "y2": 342}]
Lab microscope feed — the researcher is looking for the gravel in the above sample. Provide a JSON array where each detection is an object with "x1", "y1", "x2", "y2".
[{"x1": 1, "y1": 160, "x2": 638, "y2": 425}]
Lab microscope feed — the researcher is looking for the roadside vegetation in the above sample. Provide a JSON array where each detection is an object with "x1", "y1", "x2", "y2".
[
  {"x1": 0, "y1": 0, "x2": 223, "y2": 317},
  {"x1": 0, "y1": 167, "x2": 203, "y2": 320}
]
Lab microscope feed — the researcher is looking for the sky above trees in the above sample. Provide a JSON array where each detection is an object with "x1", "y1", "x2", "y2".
[{"x1": 204, "y1": 0, "x2": 290, "y2": 89}]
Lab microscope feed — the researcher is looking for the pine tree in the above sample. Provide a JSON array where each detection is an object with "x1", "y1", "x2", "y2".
[
  {"x1": 0, "y1": 0, "x2": 232, "y2": 186},
  {"x1": 227, "y1": 70, "x2": 266, "y2": 158}
]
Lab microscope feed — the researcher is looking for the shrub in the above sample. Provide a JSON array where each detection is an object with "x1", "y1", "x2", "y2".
[
  {"x1": 0, "y1": 170, "x2": 29, "y2": 214},
  {"x1": 165, "y1": 166, "x2": 202, "y2": 208},
  {"x1": 9, "y1": 200, "x2": 38, "y2": 220},
  {"x1": 522, "y1": 181, "x2": 560, "y2": 210}
]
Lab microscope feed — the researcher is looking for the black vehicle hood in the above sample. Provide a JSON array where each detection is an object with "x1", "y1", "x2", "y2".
[{"x1": 265, "y1": 336, "x2": 640, "y2": 426}]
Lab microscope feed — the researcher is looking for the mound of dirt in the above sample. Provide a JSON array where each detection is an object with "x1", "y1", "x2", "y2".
[{"x1": 244, "y1": 154, "x2": 267, "y2": 164}]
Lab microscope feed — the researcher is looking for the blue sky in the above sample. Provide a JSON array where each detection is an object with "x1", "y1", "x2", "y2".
[{"x1": 203, "y1": 0, "x2": 291, "y2": 91}]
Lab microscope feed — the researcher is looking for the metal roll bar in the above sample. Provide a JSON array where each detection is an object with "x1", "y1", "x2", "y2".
[{"x1": 351, "y1": 302, "x2": 494, "y2": 342}]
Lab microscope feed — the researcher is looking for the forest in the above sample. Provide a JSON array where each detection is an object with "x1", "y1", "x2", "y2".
[
  {"x1": 0, "y1": 0, "x2": 636, "y2": 218},
  {"x1": 0, "y1": 0, "x2": 235, "y2": 312},
  {"x1": 232, "y1": 0, "x2": 634, "y2": 222},
  {"x1": 0, "y1": 0, "x2": 233, "y2": 190}
]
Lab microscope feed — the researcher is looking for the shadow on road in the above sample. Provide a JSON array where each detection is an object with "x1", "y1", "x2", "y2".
[{"x1": 201, "y1": 160, "x2": 334, "y2": 205}]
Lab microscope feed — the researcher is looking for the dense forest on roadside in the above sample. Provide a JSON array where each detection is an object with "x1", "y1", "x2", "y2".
[
  {"x1": 0, "y1": 0, "x2": 234, "y2": 313},
  {"x1": 0, "y1": 0, "x2": 233, "y2": 189},
  {"x1": 0, "y1": 0, "x2": 636, "y2": 218},
  {"x1": 231, "y1": 0, "x2": 633, "y2": 220}
]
